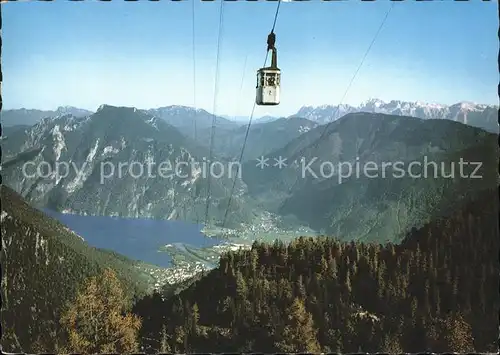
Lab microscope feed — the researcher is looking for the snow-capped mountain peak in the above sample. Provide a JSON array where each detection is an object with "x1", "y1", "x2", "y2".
[
  {"x1": 291, "y1": 99, "x2": 497, "y2": 133},
  {"x1": 360, "y1": 98, "x2": 385, "y2": 108}
]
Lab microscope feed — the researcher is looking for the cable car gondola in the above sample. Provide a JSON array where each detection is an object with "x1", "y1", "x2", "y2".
[{"x1": 256, "y1": 31, "x2": 280, "y2": 106}]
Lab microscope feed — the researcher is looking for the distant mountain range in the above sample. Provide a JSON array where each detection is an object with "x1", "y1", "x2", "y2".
[
  {"x1": 221, "y1": 114, "x2": 280, "y2": 124},
  {"x1": 291, "y1": 99, "x2": 498, "y2": 133},
  {"x1": 1, "y1": 106, "x2": 93, "y2": 127},
  {"x1": 2, "y1": 104, "x2": 497, "y2": 243},
  {"x1": 4, "y1": 99, "x2": 496, "y2": 133},
  {"x1": 145, "y1": 106, "x2": 237, "y2": 130}
]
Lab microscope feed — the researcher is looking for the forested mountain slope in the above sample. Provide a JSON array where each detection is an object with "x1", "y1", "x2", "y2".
[
  {"x1": 1, "y1": 185, "x2": 149, "y2": 353},
  {"x1": 243, "y1": 113, "x2": 498, "y2": 242},
  {"x1": 280, "y1": 134, "x2": 498, "y2": 242},
  {"x1": 134, "y1": 187, "x2": 499, "y2": 353}
]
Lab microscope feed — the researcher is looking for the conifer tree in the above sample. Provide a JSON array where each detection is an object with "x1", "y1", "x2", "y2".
[
  {"x1": 59, "y1": 268, "x2": 142, "y2": 354},
  {"x1": 274, "y1": 297, "x2": 321, "y2": 353},
  {"x1": 160, "y1": 325, "x2": 171, "y2": 353},
  {"x1": 442, "y1": 313, "x2": 475, "y2": 352},
  {"x1": 381, "y1": 332, "x2": 403, "y2": 353}
]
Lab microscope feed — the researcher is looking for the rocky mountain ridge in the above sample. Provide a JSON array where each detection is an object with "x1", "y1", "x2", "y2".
[{"x1": 1, "y1": 106, "x2": 256, "y2": 229}]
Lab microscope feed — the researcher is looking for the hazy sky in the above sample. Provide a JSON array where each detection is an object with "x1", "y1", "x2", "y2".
[{"x1": 3, "y1": 0, "x2": 498, "y2": 117}]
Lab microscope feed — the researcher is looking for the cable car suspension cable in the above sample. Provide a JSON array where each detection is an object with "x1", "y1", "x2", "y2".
[
  {"x1": 169, "y1": 1, "x2": 202, "y2": 223},
  {"x1": 192, "y1": 0, "x2": 201, "y2": 225},
  {"x1": 221, "y1": 0, "x2": 282, "y2": 229},
  {"x1": 204, "y1": 0, "x2": 225, "y2": 227},
  {"x1": 271, "y1": 0, "x2": 282, "y2": 33},
  {"x1": 192, "y1": 0, "x2": 198, "y2": 144}
]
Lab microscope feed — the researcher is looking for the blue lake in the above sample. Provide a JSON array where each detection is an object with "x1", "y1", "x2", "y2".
[{"x1": 43, "y1": 209, "x2": 222, "y2": 268}]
